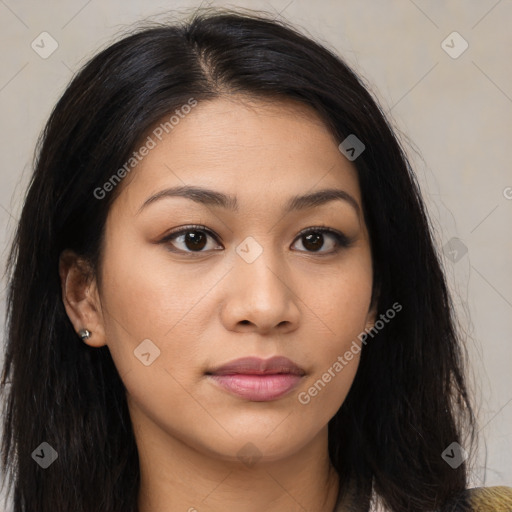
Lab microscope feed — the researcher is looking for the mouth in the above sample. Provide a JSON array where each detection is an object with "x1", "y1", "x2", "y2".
[{"x1": 205, "y1": 356, "x2": 305, "y2": 402}]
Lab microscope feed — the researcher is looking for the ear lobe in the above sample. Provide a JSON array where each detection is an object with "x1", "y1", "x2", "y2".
[
  {"x1": 59, "y1": 249, "x2": 107, "y2": 347},
  {"x1": 365, "y1": 305, "x2": 378, "y2": 331},
  {"x1": 366, "y1": 285, "x2": 379, "y2": 330}
]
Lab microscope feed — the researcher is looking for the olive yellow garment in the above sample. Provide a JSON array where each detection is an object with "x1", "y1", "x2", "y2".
[
  {"x1": 333, "y1": 485, "x2": 512, "y2": 511},
  {"x1": 464, "y1": 486, "x2": 512, "y2": 511}
]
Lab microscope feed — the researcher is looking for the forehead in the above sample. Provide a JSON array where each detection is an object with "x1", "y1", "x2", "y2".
[{"x1": 112, "y1": 96, "x2": 362, "y2": 214}]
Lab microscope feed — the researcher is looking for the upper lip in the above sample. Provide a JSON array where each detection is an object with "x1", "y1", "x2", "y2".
[{"x1": 207, "y1": 356, "x2": 305, "y2": 376}]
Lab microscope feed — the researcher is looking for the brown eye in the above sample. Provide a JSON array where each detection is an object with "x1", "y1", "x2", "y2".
[
  {"x1": 302, "y1": 232, "x2": 324, "y2": 251},
  {"x1": 162, "y1": 226, "x2": 222, "y2": 254},
  {"x1": 292, "y1": 228, "x2": 350, "y2": 254},
  {"x1": 180, "y1": 231, "x2": 208, "y2": 251}
]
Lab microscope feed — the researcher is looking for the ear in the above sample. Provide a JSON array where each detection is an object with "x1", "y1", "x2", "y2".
[
  {"x1": 59, "y1": 249, "x2": 107, "y2": 347},
  {"x1": 365, "y1": 284, "x2": 379, "y2": 331}
]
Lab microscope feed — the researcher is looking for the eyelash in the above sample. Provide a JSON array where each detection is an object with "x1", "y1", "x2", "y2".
[{"x1": 159, "y1": 224, "x2": 352, "y2": 256}]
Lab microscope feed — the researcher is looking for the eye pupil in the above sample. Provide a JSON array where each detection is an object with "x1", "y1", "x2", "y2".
[
  {"x1": 303, "y1": 232, "x2": 323, "y2": 251},
  {"x1": 185, "y1": 231, "x2": 207, "y2": 251}
]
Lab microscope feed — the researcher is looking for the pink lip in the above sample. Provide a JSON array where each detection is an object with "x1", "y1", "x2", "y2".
[{"x1": 206, "y1": 356, "x2": 305, "y2": 401}]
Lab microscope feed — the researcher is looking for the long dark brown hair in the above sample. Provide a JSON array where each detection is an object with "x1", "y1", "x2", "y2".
[{"x1": 1, "y1": 7, "x2": 476, "y2": 511}]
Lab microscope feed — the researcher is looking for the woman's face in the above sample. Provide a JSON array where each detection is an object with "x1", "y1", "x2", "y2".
[{"x1": 76, "y1": 96, "x2": 375, "y2": 463}]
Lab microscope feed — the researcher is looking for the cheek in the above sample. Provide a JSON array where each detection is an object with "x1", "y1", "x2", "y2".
[
  {"x1": 296, "y1": 352, "x2": 360, "y2": 428},
  {"x1": 296, "y1": 301, "x2": 366, "y2": 418},
  {"x1": 98, "y1": 233, "x2": 235, "y2": 415},
  {"x1": 295, "y1": 252, "x2": 373, "y2": 343},
  {"x1": 293, "y1": 287, "x2": 368, "y2": 424},
  {"x1": 292, "y1": 259, "x2": 372, "y2": 411},
  {"x1": 99, "y1": 232, "x2": 213, "y2": 344}
]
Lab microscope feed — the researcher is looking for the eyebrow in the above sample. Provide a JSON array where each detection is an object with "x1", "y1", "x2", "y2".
[{"x1": 137, "y1": 185, "x2": 360, "y2": 216}]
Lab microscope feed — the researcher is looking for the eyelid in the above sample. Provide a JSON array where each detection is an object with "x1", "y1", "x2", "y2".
[
  {"x1": 296, "y1": 225, "x2": 351, "y2": 244},
  {"x1": 163, "y1": 224, "x2": 215, "y2": 238}
]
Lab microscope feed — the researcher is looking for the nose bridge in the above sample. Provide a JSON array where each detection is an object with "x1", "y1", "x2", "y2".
[
  {"x1": 223, "y1": 234, "x2": 299, "y2": 331},
  {"x1": 234, "y1": 234, "x2": 287, "y2": 301}
]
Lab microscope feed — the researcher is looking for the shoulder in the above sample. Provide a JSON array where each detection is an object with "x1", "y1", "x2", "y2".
[
  {"x1": 461, "y1": 486, "x2": 512, "y2": 511},
  {"x1": 335, "y1": 485, "x2": 512, "y2": 511},
  {"x1": 367, "y1": 486, "x2": 512, "y2": 512}
]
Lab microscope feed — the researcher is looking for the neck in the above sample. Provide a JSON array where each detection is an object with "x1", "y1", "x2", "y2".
[{"x1": 133, "y1": 407, "x2": 340, "y2": 512}]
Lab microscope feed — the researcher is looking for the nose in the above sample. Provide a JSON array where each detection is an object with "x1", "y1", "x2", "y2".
[{"x1": 220, "y1": 248, "x2": 301, "y2": 335}]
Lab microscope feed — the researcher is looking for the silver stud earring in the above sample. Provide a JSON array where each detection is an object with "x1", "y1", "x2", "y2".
[{"x1": 78, "y1": 329, "x2": 91, "y2": 341}]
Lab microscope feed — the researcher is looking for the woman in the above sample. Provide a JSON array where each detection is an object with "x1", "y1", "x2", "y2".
[{"x1": 1, "y1": 8, "x2": 510, "y2": 512}]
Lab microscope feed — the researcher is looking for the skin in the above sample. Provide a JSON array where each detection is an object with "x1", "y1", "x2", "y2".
[{"x1": 60, "y1": 96, "x2": 376, "y2": 512}]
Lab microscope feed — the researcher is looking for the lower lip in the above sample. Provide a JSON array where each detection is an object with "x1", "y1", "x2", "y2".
[{"x1": 208, "y1": 373, "x2": 303, "y2": 401}]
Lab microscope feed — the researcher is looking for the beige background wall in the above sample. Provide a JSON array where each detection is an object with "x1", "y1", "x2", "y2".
[{"x1": 1, "y1": 0, "x2": 511, "y2": 506}]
